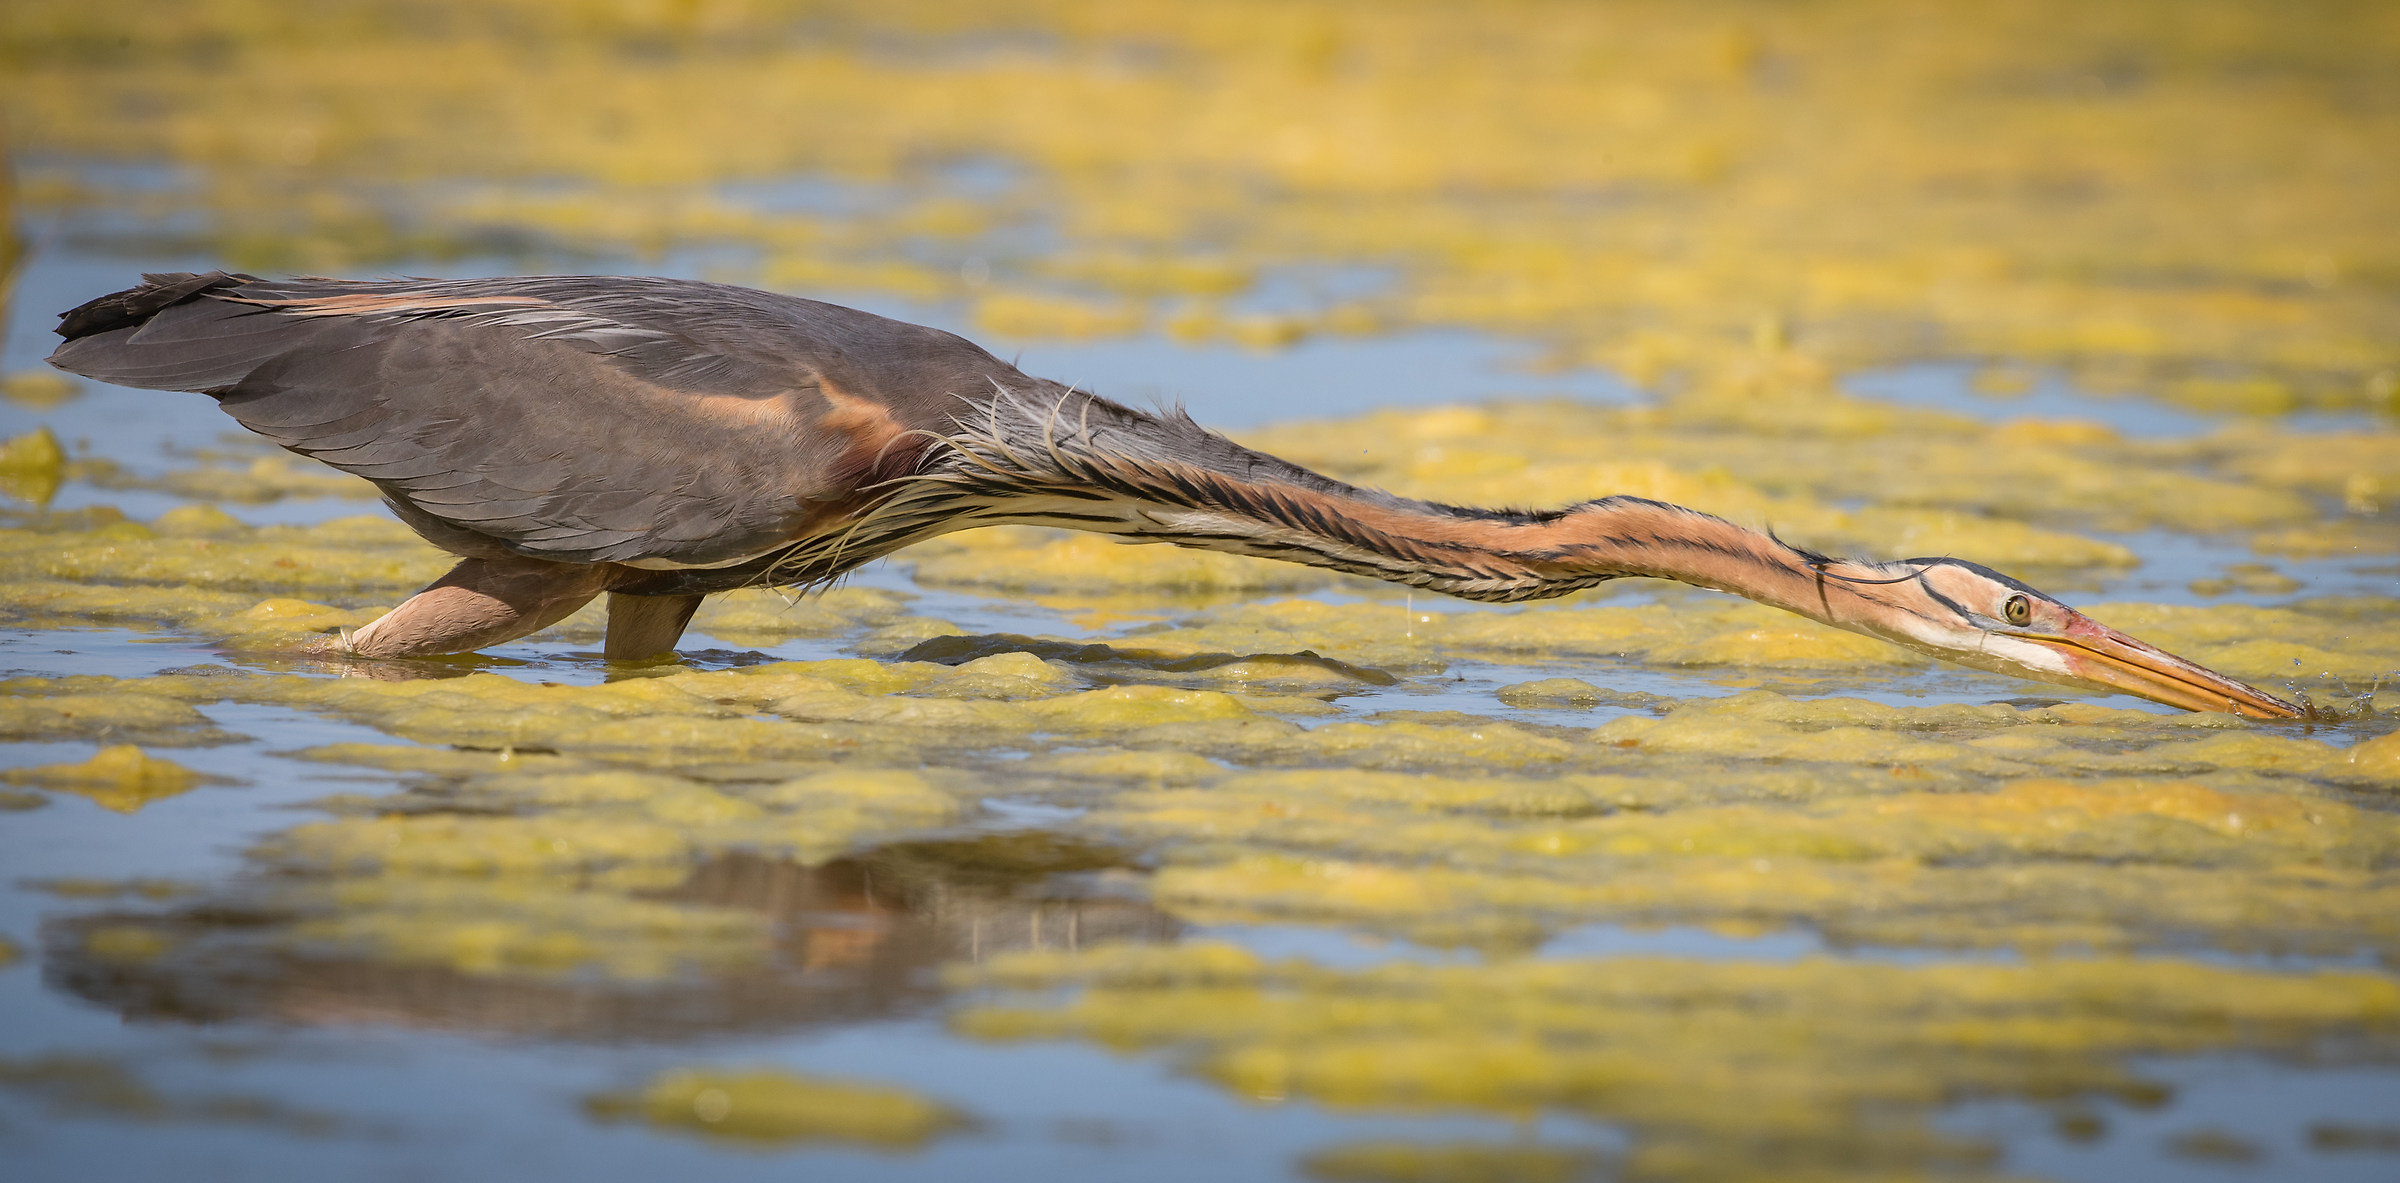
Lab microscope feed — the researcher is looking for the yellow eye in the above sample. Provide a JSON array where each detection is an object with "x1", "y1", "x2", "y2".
[{"x1": 2002, "y1": 594, "x2": 2033, "y2": 626}]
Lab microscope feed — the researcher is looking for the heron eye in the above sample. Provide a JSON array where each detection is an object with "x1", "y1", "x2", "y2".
[{"x1": 2002, "y1": 594, "x2": 2033, "y2": 626}]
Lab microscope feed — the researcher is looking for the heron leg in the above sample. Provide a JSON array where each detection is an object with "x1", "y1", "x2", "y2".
[
  {"x1": 604, "y1": 593, "x2": 704, "y2": 661},
  {"x1": 344, "y1": 555, "x2": 612, "y2": 658}
]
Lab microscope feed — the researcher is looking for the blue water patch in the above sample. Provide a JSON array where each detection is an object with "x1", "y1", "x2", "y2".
[{"x1": 1844, "y1": 361, "x2": 2222, "y2": 438}]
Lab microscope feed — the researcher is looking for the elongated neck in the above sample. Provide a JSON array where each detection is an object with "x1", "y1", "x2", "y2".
[
  {"x1": 903, "y1": 390, "x2": 1892, "y2": 615},
  {"x1": 1514, "y1": 496, "x2": 1868, "y2": 620},
  {"x1": 1232, "y1": 489, "x2": 1886, "y2": 620}
]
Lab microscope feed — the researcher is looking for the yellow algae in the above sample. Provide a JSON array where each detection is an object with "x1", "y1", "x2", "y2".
[
  {"x1": 1217, "y1": 770, "x2": 1611, "y2": 819},
  {"x1": 648, "y1": 784, "x2": 819, "y2": 826},
  {"x1": 270, "y1": 814, "x2": 690, "y2": 874},
  {"x1": 1647, "y1": 621, "x2": 1919, "y2": 669},
  {"x1": 1023, "y1": 684, "x2": 1261, "y2": 731},
  {"x1": 681, "y1": 657, "x2": 948, "y2": 701},
  {"x1": 0, "y1": 427, "x2": 65, "y2": 504},
  {"x1": 1073, "y1": 599, "x2": 1442, "y2": 674},
  {"x1": 588, "y1": 1067, "x2": 963, "y2": 1148},
  {"x1": 1496, "y1": 678, "x2": 1608, "y2": 709},
  {"x1": 973, "y1": 291, "x2": 1146, "y2": 340},
  {"x1": 456, "y1": 769, "x2": 714, "y2": 808},
  {"x1": 750, "y1": 767, "x2": 963, "y2": 859},
  {"x1": 1866, "y1": 778, "x2": 2392, "y2": 861},
  {"x1": 83, "y1": 925, "x2": 172, "y2": 963},
  {"x1": 2207, "y1": 429, "x2": 2400, "y2": 499},
  {"x1": 1300, "y1": 1143, "x2": 1603, "y2": 1183},
  {"x1": 755, "y1": 766, "x2": 956, "y2": 810},
  {"x1": 1035, "y1": 681, "x2": 2398, "y2": 952},
  {"x1": 2136, "y1": 733, "x2": 2352, "y2": 777},
  {"x1": 290, "y1": 743, "x2": 591, "y2": 778},
  {"x1": 0, "y1": 934, "x2": 17, "y2": 969},
  {"x1": 0, "y1": 692, "x2": 232, "y2": 746},
  {"x1": 1029, "y1": 750, "x2": 1221, "y2": 784},
  {"x1": 297, "y1": 876, "x2": 767, "y2": 980},
  {"x1": 771, "y1": 685, "x2": 1032, "y2": 731},
  {"x1": 216, "y1": 597, "x2": 383, "y2": 648},
  {"x1": 2347, "y1": 732, "x2": 2400, "y2": 781},
  {"x1": 929, "y1": 651, "x2": 1085, "y2": 700},
  {"x1": 541, "y1": 586, "x2": 926, "y2": 649},
  {"x1": 2189, "y1": 562, "x2": 2303, "y2": 598},
  {"x1": 2, "y1": 745, "x2": 211, "y2": 813},
  {"x1": 954, "y1": 944, "x2": 2400, "y2": 1179},
  {"x1": 0, "y1": 514, "x2": 447, "y2": 597},
  {"x1": 1285, "y1": 719, "x2": 1577, "y2": 773},
  {"x1": 1134, "y1": 596, "x2": 1941, "y2": 678},
  {"x1": 1146, "y1": 851, "x2": 2400, "y2": 956},
  {"x1": 2, "y1": 369, "x2": 80, "y2": 409},
  {"x1": 81, "y1": 452, "x2": 375, "y2": 505},
  {"x1": 2250, "y1": 519, "x2": 2400, "y2": 559},
  {"x1": 853, "y1": 617, "x2": 972, "y2": 656},
  {"x1": 147, "y1": 504, "x2": 248, "y2": 538},
  {"x1": 1598, "y1": 712, "x2": 1968, "y2": 768},
  {"x1": 1225, "y1": 692, "x2": 1346, "y2": 719},
  {"x1": 252, "y1": 672, "x2": 837, "y2": 756},
  {"x1": 0, "y1": 579, "x2": 384, "y2": 646}
]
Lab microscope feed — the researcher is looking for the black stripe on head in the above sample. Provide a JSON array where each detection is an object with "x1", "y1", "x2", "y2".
[{"x1": 1900, "y1": 557, "x2": 2058, "y2": 628}]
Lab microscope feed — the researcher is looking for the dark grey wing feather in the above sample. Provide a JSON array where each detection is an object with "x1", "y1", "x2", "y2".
[{"x1": 49, "y1": 273, "x2": 1031, "y2": 567}]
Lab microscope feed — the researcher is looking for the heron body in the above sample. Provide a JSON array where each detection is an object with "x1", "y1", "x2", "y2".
[{"x1": 50, "y1": 272, "x2": 2303, "y2": 718}]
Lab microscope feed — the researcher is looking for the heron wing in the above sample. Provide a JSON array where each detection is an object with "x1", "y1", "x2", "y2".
[{"x1": 50, "y1": 273, "x2": 1027, "y2": 566}]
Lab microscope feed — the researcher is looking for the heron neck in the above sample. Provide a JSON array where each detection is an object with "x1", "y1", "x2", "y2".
[
  {"x1": 909, "y1": 389, "x2": 1886, "y2": 616},
  {"x1": 1528, "y1": 496, "x2": 1858, "y2": 622}
]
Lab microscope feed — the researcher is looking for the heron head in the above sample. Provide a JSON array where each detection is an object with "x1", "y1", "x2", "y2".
[{"x1": 1827, "y1": 558, "x2": 2305, "y2": 719}]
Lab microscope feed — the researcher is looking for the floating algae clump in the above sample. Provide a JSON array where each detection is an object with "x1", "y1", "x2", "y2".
[
  {"x1": 2, "y1": 745, "x2": 211, "y2": 813},
  {"x1": 0, "y1": 427, "x2": 65, "y2": 505},
  {"x1": 1302, "y1": 1142, "x2": 1605, "y2": 1183},
  {"x1": 0, "y1": 692, "x2": 236, "y2": 747},
  {"x1": 1, "y1": 370, "x2": 80, "y2": 409},
  {"x1": 292, "y1": 876, "x2": 768, "y2": 980},
  {"x1": 955, "y1": 943, "x2": 2400, "y2": 1181},
  {"x1": 588, "y1": 1067, "x2": 963, "y2": 1147},
  {"x1": 0, "y1": 513, "x2": 445, "y2": 598}
]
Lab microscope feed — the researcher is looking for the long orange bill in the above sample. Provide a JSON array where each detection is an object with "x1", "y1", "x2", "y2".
[{"x1": 2030, "y1": 611, "x2": 2306, "y2": 719}]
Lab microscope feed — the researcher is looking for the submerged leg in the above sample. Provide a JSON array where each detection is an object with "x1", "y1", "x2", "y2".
[
  {"x1": 604, "y1": 592, "x2": 704, "y2": 661},
  {"x1": 345, "y1": 556, "x2": 613, "y2": 658}
]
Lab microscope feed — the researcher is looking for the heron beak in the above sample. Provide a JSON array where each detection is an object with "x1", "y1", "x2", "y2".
[{"x1": 2022, "y1": 613, "x2": 2306, "y2": 719}]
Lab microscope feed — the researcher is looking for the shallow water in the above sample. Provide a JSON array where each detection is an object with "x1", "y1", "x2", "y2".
[
  {"x1": 8, "y1": 235, "x2": 2399, "y2": 1180},
  {"x1": 6, "y1": 3, "x2": 2400, "y2": 1180}
]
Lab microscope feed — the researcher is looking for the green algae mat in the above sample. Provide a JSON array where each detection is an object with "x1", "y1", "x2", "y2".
[{"x1": 2, "y1": 2, "x2": 2399, "y2": 1180}]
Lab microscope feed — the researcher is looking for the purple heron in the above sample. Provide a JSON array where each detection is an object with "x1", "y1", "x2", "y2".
[{"x1": 50, "y1": 272, "x2": 2301, "y2": 718}]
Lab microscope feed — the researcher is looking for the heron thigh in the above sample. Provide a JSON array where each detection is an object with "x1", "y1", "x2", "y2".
[
  {"x1": 345, "y1": 556, "x2": 613, "y2": 657},
  {"x1": 604, "y1": 593, "x2": 704, "y2": 661}
]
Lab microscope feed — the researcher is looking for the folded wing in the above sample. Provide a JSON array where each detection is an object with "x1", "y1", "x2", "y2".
[{"x1": 50, "y1": 273, "x2": 1029, "y2": 566}]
